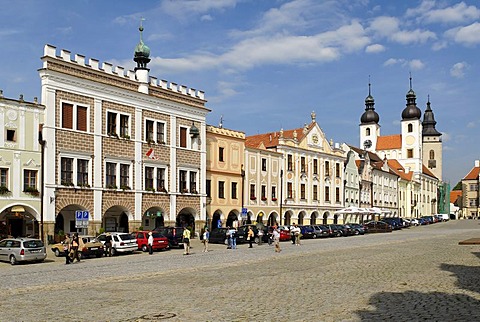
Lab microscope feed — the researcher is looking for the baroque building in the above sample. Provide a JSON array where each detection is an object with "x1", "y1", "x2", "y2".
[
  {"x1": 460, "y1": 160, "x2": 480, "y2": 219},
  {"x1": 39, "y1": 26, "x2": 209, "y2": 241},
  {"x1": 0, "y1": 93, "x2": 45, "y2": 239}
]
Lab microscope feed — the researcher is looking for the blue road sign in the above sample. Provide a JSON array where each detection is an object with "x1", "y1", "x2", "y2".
[
  {"x1": 82, "y1": 211, "x2": 89, "y2": 220},
  {"x1": 75, "y1": 211, "x2": 83, "y2": 220},
  {"x1": 242, "y1": 207, "x2": 247, "y2": 215}
]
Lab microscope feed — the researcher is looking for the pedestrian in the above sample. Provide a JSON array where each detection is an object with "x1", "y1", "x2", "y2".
[
  {"x1": 71, "y1": 233, "x2": 81, "y2": 262},
  {"x1": 257, "y1": 228, "x2": 264, "y2": 245},
  {"x1": 247, "y1": 226, "x2": 254, "y2": 248},
  {"x1": 294, "y1": 224, "x2": 301, "y2": 246},
  {"x1": 183, "y1": 227, "x2": 191, "y2": 255},
  {"x1": 267, "y1": 228, "x2": 273, "y2": 246},
  {"x1": 273, "y1": 226, "x2": 281, "y2": 252},
  {"x1": 202, "y1": 228, "x2": 209, "y2": 252},
  {"x1": 290, "y1": 223, "x2": 296, "y2": 245},
  {"x1": 104, "y1": 232, "x2": 113, "y2": 257},
  {"x1": 148, "y1": 231, "x2": 154, "y2": 255},
  {"x1": 63, "y1": 233, "x2": 72, "y2": 264},
  {"x1": 229, "y1": 227, "x2": 237, "y2": 249}
]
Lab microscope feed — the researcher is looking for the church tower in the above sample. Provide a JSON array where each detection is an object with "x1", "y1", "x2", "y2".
[
  {"x1": 422, "y1": 97, "x2": 442, "y2": 180},
  {"x1": 134, "y1": 20, "x2": 151, "y2": 94},
  {"x1": 359, "y1": 81, "x2": 380, "y2": 152},
  {"x1": 400, "y1": 76, "x2": 423, "y2": 174}
]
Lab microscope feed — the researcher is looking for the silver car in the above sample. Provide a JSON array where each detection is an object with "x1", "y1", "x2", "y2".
[{"x1": 0, "y1": 238, "x2": 47, "y2": 265}]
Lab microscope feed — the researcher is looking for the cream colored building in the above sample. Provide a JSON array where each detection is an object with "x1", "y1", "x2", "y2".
[
  {"x1": 39, "y1": 27, "x2": 209, "y2": 240},
  {"x1": 205, "y1": 125, "x2": 244, "y2": 229},
  {"x1": 0, "y1": 94, "x2": 45, "y2": 239},
  {"x1": 461, "y1": 160, "x2": 479, "y2": 218}
]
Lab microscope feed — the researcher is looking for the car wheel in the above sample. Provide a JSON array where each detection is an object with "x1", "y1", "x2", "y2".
[
  {"x1": 111, "y1": 248, "x2": 117, "y2": 256},
  {"x1": 254, "y1": 237, "x2": 260, "y2": 244},
  {"x1": 354, "y1": 230, "x2": 360, "y2": 235},
  {"x1": 54, "y1": 248, "x2": 61, "y2": 257},
  {"x1": 9, "y1": 255, "x2": 16, "y2": 265},
  {"x1": 336, "y1": 232, "x2": 342, "y2": 237},
  {"x1": 312, "y1": 234, "x2": 317, "y2": 239},
  {"x1": 141, "y1": 245, "x2": 148, "y2": 252},
  {"x1": 96, "y1": 253, "x2": 103, "y2": 258}
]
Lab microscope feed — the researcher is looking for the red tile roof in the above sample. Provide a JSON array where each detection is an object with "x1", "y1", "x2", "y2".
[
  {"x1": 463, "y1": 166, "x2": 480, "y2": 180},
  {"x1": 245, "y1": 122, "x2": 315, "y2": 149},
  {"x1": 422, "y1": 164, "x2": 437, "y2": 179},
  {"x1": 450, "y1": 190, "x2": 462, "y2": 204},
  {"x1": 376, "y1": 134, "x2": 402, "y2": 150},
  {"x1": 387, "y1": 159, "x2": 413, "y2": 181}
]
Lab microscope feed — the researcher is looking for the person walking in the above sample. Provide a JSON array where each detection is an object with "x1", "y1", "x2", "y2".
[
  {"x1": 183, "y1": 227, "x2": 191, "y2": 255},
  {"x1": 294, "y1": 224, "x2": 301, "y2": 246},
  {"x1": 290, "y1": 223, "x2": 296, "y2": 245},
  {"x1": 228, "y1": 227, "x2": 237, "y2": 249},
  {"x1": 104, "y1": 232, "x2": 113, "y2": 257},
  {"x1": 71, "y1": 233, "x2": 81, "y2": 263},
  {"x1": 148, "y1": 231, "x2": 154, "y2": 255},
  {"x1": 257, "y1": 228, "x2": 264, "y2": 245},
  {"x1": 202, "y1": 228, "x2": 210, "y2": 252},
  {"x1": 63, "y1": 233, "x2": 72, "y2": 265},
  {"x1": 273, "y1": 226, "x2": 281, "y2": 252},
  {"x1": 247, "y1": 226, "x2": 254, "y2": 248}
]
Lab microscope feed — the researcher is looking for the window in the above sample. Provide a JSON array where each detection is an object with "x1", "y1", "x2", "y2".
[
  {"x1": 325, "y1": 161, "x2": 330, "y2": 176},
  {"x1": 0, "y1": 168, "x2": 8, "y2": 187},
  {"x1": 300, "y1": 184, "x2": 306, "y2": 199},
  {"x1": 179, "y1": 170, "x2": 187, "y2": 192},
  {"x1": 313, "y1": 185, "x2": 318, "y2": 200},
  {"x1": 469, "y1": 199, "x2": 478, "y2": 207},
  {"x1": 407, "y1": 149, "x2": 413, "y2": 158},
  {"x1": 145, "y1": 120, "x2": 154, "y2": 142},
  {"x1": 6, "y1": 129, "x2": 16, "y2": 142},
  {"x1": 157, "y1": 168, "x2": 165, "y2": 191},
  {"x1": 189, "y1": 172, "x2": 197, "y2": 193},
  {"x1": 287, "y1": 154, "x2": 293, "y2": 171},
  {"x1": 429, "y1": 150, "x2": 435, "y2": 159},
  {"x1": 120, "y1": 115, "x2": 129, "y2": 138},
  {"x1": 219, "y1": 147, "x2": 224, "y2": 162},
  {"x1": 261, "y1": 158, "x2": 267, "y2": 171},
  {"x1": 313, "y1": 159, "x2": 318, "y2": 175},
  {"x1": 470, "y1": 184, "x2": 478, "y2": 191},
  {"x1": 335, "y1": 163, "x2": 340, "y2": 177},
  {"x1": 366, "y1": 128, "x2": 370, "y2": 136},
  {"x1": 272, "y1": 186, "x2": 277, "y2": 199},
  {"x1": 62, "y1": 102, "x2": 88, "y2": 131},
  {"x1": 301, "y1": 157, "x2": 306, "y2": 173},
  {"x1": 218, "y1": 181, "x2": 225, "y2": 199},
  {"x1": 61, "y1": 157, "x2": 73, "y2": 185},
  {"x1": 106, "y1": 163, "x2": 117, "y2": 188},
  {"x1": 107, "y1": 112, "x2": 117, "y2": 135},
  {"x1": 336, "y1": 187, "x2": 340, "y2": 202},
  {"x1": 231, "y1": 182, "x2": 237, "y2": 199},
  {"x1": 156, "y1": 122, "x2": 165, "y2": 143},
  {"x1": 250, "y1": 184, "x2": 256, "y2": 199},
  {"x1": 179, "y1": 127, "x2": 187, "y2": 148},
  {"x1": 261, "y1": 185, "x2": 267, "y2": 200},
  {"x1": 408, "y1": 123, "x2": 413, "y2": 132},
  {"x1": 206, "y1": 179, "x2": 211, "y2": 198},
  {"x1": 145, "y1": 167, "x2": 154, "y2": 190},
  {"x1": 24, "y1": 170, "x2": 37, "y2": 191},
  {"x1": 287, "y1": 182, "x2": 293, "y2": 199},
  {"x1": 120, "y1": 164, "x2": 130, "y2": 188},
  {"x1": 325, "y1": 186, "x2": 330, "y2": 202},
  {"x1": 77, "y1": 159, "x2": 89, "y2": 186}
]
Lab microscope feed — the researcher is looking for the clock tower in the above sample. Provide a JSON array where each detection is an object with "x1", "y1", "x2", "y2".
[
  {"x1": 359, "y1": 82, "x2": 380, "y2": 152},
  {"x1": 400, "y1": 77, "x2": 422, "y2": 173}
]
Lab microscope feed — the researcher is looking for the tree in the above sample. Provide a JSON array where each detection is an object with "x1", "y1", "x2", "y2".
[{"x1": 452, "y1": 181, "x2": 462, "y2": 191}]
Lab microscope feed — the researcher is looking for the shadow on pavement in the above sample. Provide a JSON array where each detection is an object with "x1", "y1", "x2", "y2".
[{"x1": 355, "y1": 262, "x2": 480, "y2": 320}]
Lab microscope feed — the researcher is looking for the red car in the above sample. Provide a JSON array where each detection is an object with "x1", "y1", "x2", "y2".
[
  {"x1": 267, "y1": 226, "x2": 291, "y2": 241},
  {"x1": 131, "y1": 231, "x2": 169, "y2": 252}
]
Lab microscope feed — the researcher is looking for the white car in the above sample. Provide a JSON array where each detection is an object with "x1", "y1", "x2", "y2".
[{"x1": 97, "y1": 232, "x2": 137, "y2": 256}]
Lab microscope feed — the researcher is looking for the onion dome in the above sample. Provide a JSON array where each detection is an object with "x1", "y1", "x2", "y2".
[
  {"x1": 360, "y1": 82, "x2": 380, "y2": 124},
  {"x1": 189, "y1": 122, "x2": 200, "y2": 138},
  {"x1": 422, "y1": 96, "x2": 441, "y2": 136},
  {"x1": 134, "y1": 22, "x2": 151, "y2": 69},
  {"x1": 401, "y1": 76, "x2": 421, "y2": 120}
]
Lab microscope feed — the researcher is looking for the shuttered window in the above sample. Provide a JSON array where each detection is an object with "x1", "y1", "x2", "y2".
[
  {"x1": 179, "y1": 127, "x2": 187, "y2": 148},
  {"x1": 62, "y1": 103, "x2": 73, "y2": 129},
  {"x1": 77, "y1": 105, "x2": 87, "y2": 131}
]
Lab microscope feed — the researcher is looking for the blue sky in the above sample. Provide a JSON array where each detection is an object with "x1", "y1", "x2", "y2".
[{"x1": 0, "y1": 0, "x2": 479, "y2": 186}]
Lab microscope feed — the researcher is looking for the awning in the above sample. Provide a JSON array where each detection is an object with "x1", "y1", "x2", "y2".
[{"x1": 11, "y1": 206, "x2": 25, "y2": 213}]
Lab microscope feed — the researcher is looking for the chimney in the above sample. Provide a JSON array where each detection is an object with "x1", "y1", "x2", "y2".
[{"x1": 475, "y1": 160, "x2": 480, "y2": 168}]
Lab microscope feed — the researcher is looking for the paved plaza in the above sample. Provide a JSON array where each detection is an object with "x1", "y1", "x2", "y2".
[{"x1": 1, "y1": 220, "x2": 480, "y2": 321}]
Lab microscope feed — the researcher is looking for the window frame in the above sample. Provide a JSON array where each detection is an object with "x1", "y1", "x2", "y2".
[{"x1": 61, "y1": 101, "x2": 90, "y2": 132}]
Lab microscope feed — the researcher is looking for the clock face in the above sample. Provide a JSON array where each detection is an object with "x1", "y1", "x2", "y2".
[
  {"x1": 312, "y1": 134, "x2": 318, "y2": 144},
  {"x1": 406, "y1": 135, "x2": 415, "y2": 145},
  {"x1": 363, "y1": 139, "x2": 372, "y2": 149}
]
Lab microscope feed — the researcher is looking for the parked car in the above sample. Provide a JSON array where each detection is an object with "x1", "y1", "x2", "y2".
[
  {"x1": 131, "y1": 231, "x2": 169, "y2": 252},
  {"x1": 299, "y1": 225, "x2": 315, "y2": 239},
  {"x1": 363, "y1": 221, "x2": 393, "y2": 233},
  {"x1": 334, "y1": 224, "x2": 354, "y2": 236},
  {"x1": 311, "y1": 225, "x2": 330, "y2": 238},
  {"x1": 237, "y1": 225, "x2": 262, "y2": 244},
  {"x1": 325, "y1": 224, "x2": 343, "y2": 237},
  {"x1": 154, "y1": 227, "x2": 185, "y2": 248},
  {"x1": 97, "y1": 232, "x2": 137, "y2": 256},
  {"x1": 209, "y1": 227, "x2": 232, "y2": 244},
  {"x1": 382, "y1": 217, "x2": 403, "y2": 230},
  {"x1": 345, "y1": 223, "x2": 365, "y2": 235},
  {"x1": 51, "y1": 235, "x2": 104, "y2": 258},
  {"x1": 266, "y1": 226, "x2": 291, "y2": 241},
  {"x1": 0, "y1": 238, "x2": 47, "y2": 265}
]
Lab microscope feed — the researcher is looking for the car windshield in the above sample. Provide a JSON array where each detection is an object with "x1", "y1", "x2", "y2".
[
  {"x1": 152, "y1": 232, "x2": 164, "y2": 238},
  {"x1": 23, "y1": 240, "x2": 44, "y2": 248},
  {"x1": 119, "y1": 234, "x2": 134, "y2": 241}
]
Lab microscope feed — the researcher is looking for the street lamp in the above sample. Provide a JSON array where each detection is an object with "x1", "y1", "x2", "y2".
[{"x1": 279, "y1": 169, "x2": 283, "y2": 226}]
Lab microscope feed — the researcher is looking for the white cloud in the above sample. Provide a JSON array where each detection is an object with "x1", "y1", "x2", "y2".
[
  {"x1": 420, "y1": 2, "x2": 480, "y2": 24},
  {"x1": 450, "y1": 62, "x2": 469, "y2": 78},
  {"x1": 369, "y1": 16, "x2": 400, "y2": 37},
  {"x1": 383, "y1": 58, "x2": 404, "y2": 67},
  {"x1": 405, "y1": 0, "x2": 436, "y2": 18},
  {"x1": 368, "y1": 16, "x2": 436, "y2": 44},
  {"x1": 467, "y1": 121, "x2": 476, "y2": 128},
  {"x1": 383, "y1": 58, "x2": 424, "y2": 70},
  {"x1": 365, "y1": 44, "x2": 385, "y2": 53},
  {"x1": 445, "y1": 22, "x2": 480, "y2": 45},
  {"x1": 160, "y1": 0, "x2": 238, "y2": 20},
  {"x1": 390, "y1": 29, "x2": 436, "y2": 44},
  {"x1": 201, "y1": 14, "x2": 213, "y2": 21},
  {"x1": 408, "y1": 59, "x2": 425, "y2": 70},
  {"x1": 441, "y1": 132, "x2": 451, "y2": 142}
]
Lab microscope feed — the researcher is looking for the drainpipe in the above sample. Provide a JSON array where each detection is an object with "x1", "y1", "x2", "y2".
[{"x1": 38, "y1": 124, "x2": 46, "y2": 242}]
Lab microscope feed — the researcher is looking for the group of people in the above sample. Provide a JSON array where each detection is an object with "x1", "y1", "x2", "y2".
[
  {"x1": 182, "y1": 227, "x2": 210, "y2": 255},
  {"x1": 63, "y1": 232, "x2": 82, "y2": 264}
]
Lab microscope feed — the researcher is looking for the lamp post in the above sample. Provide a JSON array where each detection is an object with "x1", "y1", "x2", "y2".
[
  {"x1": 279, "y1": 169, "x2": 283, "y2": 226},
  {"x1": 38, "y1": 124, "x2": 46, "y2": 242},
  {"x1": 241, "y1": 164, "x2": 245, "y2": 225}
]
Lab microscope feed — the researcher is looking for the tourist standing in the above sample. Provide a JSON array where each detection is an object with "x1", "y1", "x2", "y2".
[
  {"x1": 71, "y1": 233, "x2": 81, "y2": 262},
  {"x1": 183, "y1": 227, "x2": 191, "y2": 255},
  {"x1": 273, "y1": 226, "x2": 281, "y2": 252},
  {"x1": 294, "y1": 224, "x2": 301, "y2": 246},
  {"x1": 148, "y1": 231, "x2": 154, "y2": 255},
  {"x1": 202, "y1": 228, "x2": 210, "y2": 252},
  {"x1": 63, "y1": 233, "x2": 72, "y2": 265},
  {"x1": 104, "y1": 232, "x2": 113, "y2": 257},
  {"x1": 290, "y1": 224, "x2": 296, "y2": 245},
  {"x1": 247, "y1": 226, "x2": 254, "y2": 248},
  {"x1": 257, "y1": 228, "x2": 264, "y2": 245}
]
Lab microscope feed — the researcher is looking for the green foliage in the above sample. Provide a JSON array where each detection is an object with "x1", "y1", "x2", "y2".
[{"x1": 452, "y1": 181, "x2": 462, "y2": 191}]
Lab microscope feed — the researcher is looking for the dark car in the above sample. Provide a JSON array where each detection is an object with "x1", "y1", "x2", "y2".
[
  {"x1": 237, "y1": 225, "x2": 261, "y2": 244},
  {"x1": 382, "y1": 217, "x2": 402, "y2": 230},
  {"x1": 325, "y1": 224, "x2": 343, "y2": 237},
  {"x1": 154, "y1": 227, "x2": 185, "y2": 248},
  {"x1": 311, "y1": 225, "x2": 330, "y2": 238},
  {"x1": 334, "y1": 224, "x2": 354, "y2": 236},
  {"x1": 209, "y1": 228, "x2": 232, "y2": 244},
  {"x1": 298, "y1": 225, "x2": 315, "y2": 239},
  {"x1": 363, "y1": 221, "x2": 393, "y2": 233},
  {"x1": 345, "y1": 223, "x2": 365, "y2": 235}
]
